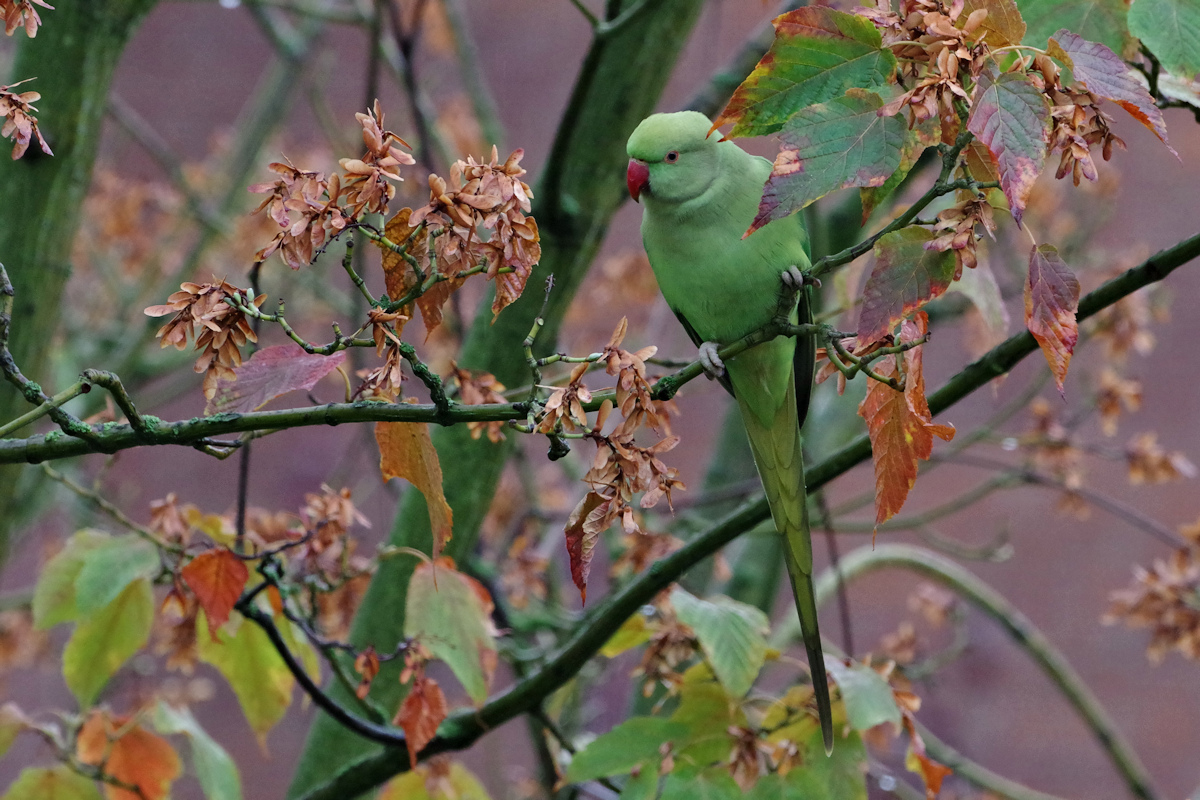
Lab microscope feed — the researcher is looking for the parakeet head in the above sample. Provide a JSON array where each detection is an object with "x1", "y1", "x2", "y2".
[{"x1": 626, "y1": 111, "x2": 720, "y2": 204}]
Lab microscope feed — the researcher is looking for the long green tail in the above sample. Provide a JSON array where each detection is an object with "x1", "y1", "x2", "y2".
[{"x1": 733, "y1": 367, "x2": 834, "y2": 755}]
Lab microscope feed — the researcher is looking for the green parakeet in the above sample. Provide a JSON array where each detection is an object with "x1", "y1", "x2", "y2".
[{"x1": 626, "y1": 111, "x2": 833, "y2": 753}]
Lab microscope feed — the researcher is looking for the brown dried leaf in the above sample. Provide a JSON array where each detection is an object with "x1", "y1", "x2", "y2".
[{"x1": 395, "y1": 675, "x2": 448, "y2": 768}]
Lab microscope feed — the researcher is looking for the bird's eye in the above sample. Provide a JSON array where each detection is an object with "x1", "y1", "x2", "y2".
[{"x1": 665, "y1": 151, "x2": 679, "y2": 163}]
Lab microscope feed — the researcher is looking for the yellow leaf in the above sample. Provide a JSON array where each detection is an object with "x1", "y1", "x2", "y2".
[{"x1": 376, "y1": 420, "x2": 454, "y2": 558}]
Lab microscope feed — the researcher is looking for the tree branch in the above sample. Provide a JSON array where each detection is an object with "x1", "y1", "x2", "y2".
[
  {"x1": 807, "y1": 544, "x2": 1160, "y2": 800},
  {"x1": 291, "y1": 230, "x2": 1199, "y2": 799}
]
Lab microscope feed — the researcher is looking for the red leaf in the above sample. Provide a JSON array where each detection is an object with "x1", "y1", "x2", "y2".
[
  {"x1": 1049, "y1": 29, "x2": 1177, "y2": 157},
  {"x1": 181, "y1": 548, "x2": 249, "y2": 638},
  {"x1": 858, "y1": 314, "x2": 955, "y2": 526},
  {"x1": 1025, "y1": 244, "x2": 1080, "y2": 394},
  {"x1": 856, "y1": 227, "x2": 957, "y2": 347},
  {"x1": 966, "y1": 67, "x2": 1050, "y2": 224},
  {"x1": 205, "y1": 344, "x2": 346, "y2": 415},
  {"x1": 394, "y1": 675, "x2": 448, "y2": 768},
  {"x1": 564, "y1": 491, "x2": 608, "y2": 604},
  {"x1": 377, "y1": 420, "x2": 454, "y2": 559},
  {"x1": 78, "y1": 711, "x2": 182, "y2": 800}
]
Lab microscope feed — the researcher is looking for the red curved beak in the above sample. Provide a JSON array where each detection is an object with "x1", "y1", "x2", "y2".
[{"x1": 627, "y1": 159, "x2": 649, "y2": 202}]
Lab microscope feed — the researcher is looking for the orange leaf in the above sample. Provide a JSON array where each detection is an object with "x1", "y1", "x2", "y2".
[
  {"x1": 77, "y1": 712, "x2": 182, "y2": 800},
  {"x1": 376, "y1": 420, "x2": 454, "y2": 558},
  {"x1": 1025, "y1": 244, "x2": 1080, "y2": 394},
  {"x1": 857, "y1": 313, "x2": 954, "y2": 526},
  {"x1": 903, "y1": 716, "x2": 953, "y2": 799},
  {"x1": 380, "y1": 208, "x2": 426, "y2": 341},
  {"x1": 394, "y1": 675, "x2": 448, "y2": 767},
  {"x1": 564, "y1": 491, "x2": 608, "y2": 604},
  {"x1": 180, "y1": 548, "x2": 249, "y2": 638}
]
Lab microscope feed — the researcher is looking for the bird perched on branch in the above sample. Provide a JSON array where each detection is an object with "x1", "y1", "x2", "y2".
[{"x1": 626, "y1": 111, "x2": 832, "y2": 754}]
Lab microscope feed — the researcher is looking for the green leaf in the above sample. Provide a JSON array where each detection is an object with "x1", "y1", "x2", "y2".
[
  {"x1": 670, "y1": 589, "x2": 768, "y2": 697},
  {"x1": 74, "y1": 535, "x2": 160, "y2": 617},
  {"x1": 659, "y1": 767, "x2": 741, "y2": 800},
  {"x1": 620, "y1": 767, "x2": 660, "y2": 800},
  {"x1": 405, "y1": 561, "x2": 497, "y2": 705},
  {"x1": 1018, "y1": 0, "x2": 1129, "y2": 52},
  {"x1": 32, "y1": 529, "x2": 109, "y2": 630},
  {"x1": 966, "y1": 66, "x2": 1050, "y2": 224},
  {"x1": 860, "y1": 119, "x2": 936, "y2": 223},
  {"x1": 62, "y1": 577, "x2": 153, "y2": 708},
  {"x1": 1129, "y1": 0, "x2": 1200, "y2": 78},
  {"x1": 0, "y1": 766, "x2": 102, "y2": 800},
  {"x1": 567, "y1": 717, "x2": 688, "y2": 782},
  {"x1": 153, "y1": 701, "x2": 243, "y2": 800},
  {"x1": 856, "y1": 227, "x2": 957, "y2": 347},
  {"x1": 749, "y1": 89, "x2": 907, "y2": 233},
  {"x1": 824, "y1": 659, "x2": 902, "y2": 732},
  {"x1": 0, "y1": 704, "x2": 26, "y2": 760},
  {"x1": 669, "y1": 668, "x2": 744, "y2": 767},
  {"x1": 749, "y1": 730, "x2": 867, "y2": 800},
  {"x1": 1050, "y1": 29, "x2": 1176, "y2": 150},
  {"x1": 714, "y1": 7, "x2": 897, "y2": 137},
  {"x1": 197, "y1": 610, "x2": 294, "y2": 744}
]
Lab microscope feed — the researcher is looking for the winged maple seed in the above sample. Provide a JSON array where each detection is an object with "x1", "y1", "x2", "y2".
[
  {"x1": 144, "y1": 280, "x2": 264, "y2": 400},
  {"x1": 634, "y1": 600, "x2": 698, "y2": 697},
  {"x1": 924, "y1": 196, "x2": 996, "y2": 277},
  {"x1": 2, "y1": 0, "x2": 52, "y2": 38},
  {"x1": 339, "y1": 100, "x2": 416, "y2": 217},
  {"x1": 1095, "y1": 368, "x2": 1142, "y2": 437},
  {"x1": 1125, "y1": 432, "x2": 1197, "y2": 485},
  {"x1": 0, "y1": 80, "x2": 50, "y2": 159}
]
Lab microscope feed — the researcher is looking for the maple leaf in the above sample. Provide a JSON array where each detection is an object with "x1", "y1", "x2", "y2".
[
  {"x1": 395, "y1": 674, "x2": 448, "y2": 768},
  {"x1": 1024, "y1": 244, "x2": 1080, "y2": 393},
  {"x1": 204, "y1": 344, "x2": 346, "y2": 415},
  {"x1": 857, "y1": 313, "x2": 954, "y2": 526},
  {"x1": 966, "y1": 66, "x2": 1050, "y2": 224},
  {"x1": 77, "y1": 711, "x2": 182, "y2": 800},
  {"x1": 180, "y1": 548, "x2": 249, "y2": 638},
  {"x1": 376, "y1": 420, "x2": 454, "y2": 559},
  {"x1": 856, "y1": 227, "x2": 957, "y2": 347}
]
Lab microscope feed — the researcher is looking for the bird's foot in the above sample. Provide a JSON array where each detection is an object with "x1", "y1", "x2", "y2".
[
  {"x1": 781, "y1": 266, "x2": 821, "y2": 292},
  {"x1": 698, "y1": 341, "x2": 726, "y2": 379}
]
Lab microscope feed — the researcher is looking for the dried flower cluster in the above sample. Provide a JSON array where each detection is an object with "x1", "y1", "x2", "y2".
[
  {"x1": 0, "y1": 81, "x2": 50, "y2": 159},
  {"x1": 250, "y1": 102, "x2": 414, "y2": 269},
  {"x1": 871, "y1": 0, "x2": 989, "y2": 131},
  {"x1": 452, "y1": 365, "x2": 508, "y2": 442},
  {"x1": 2, "y1": 0, "x2": 51, "y2": 38},
  {"x1": 409, "y1": 146, "x2": 540, "y2": 318},
  {"x1": 1031, "y1": 55, "x2": 1126, "y2": 186},
  {"x1": 634, "y1": 604, "x2": 698, "y2": 697},
  {"x1": 925, "y1": 194, "x2": 995, "y2": 275},
  {"x1": 144, "y1": 280, "x2": 264, "y2": 400},
  {"x1": 1125, "y1": 432, "x2": 1197, "y2": 485},
  {"x1": 1106, "y1": 548, "x2": 1200, "y2": 662}
]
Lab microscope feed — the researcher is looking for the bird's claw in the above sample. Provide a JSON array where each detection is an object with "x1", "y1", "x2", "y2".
[
  {"x1": 782, "y1": 266, "x2": 820, "y2": 291},
  {"x1": 698, "y1": 342, "x2": 726, "y2": 379}
]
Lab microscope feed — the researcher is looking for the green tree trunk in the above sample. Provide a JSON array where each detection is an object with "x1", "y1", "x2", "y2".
[
  {"x1": 286, "y1": 2, "x2": 707, "y2": 794},
  {"x1": 0, "y1": 0, "x2": 158, "y2": 550}
]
